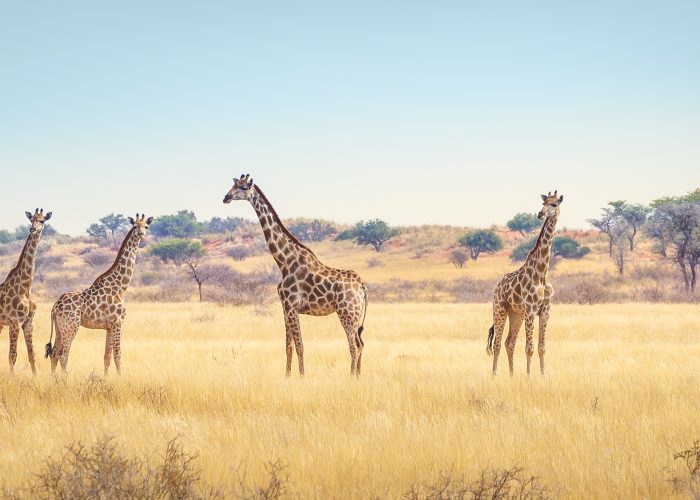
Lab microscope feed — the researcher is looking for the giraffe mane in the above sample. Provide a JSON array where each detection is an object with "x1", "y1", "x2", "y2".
[
  {"x1": 93, "y1": 226, "x2": 138, "y2": 283},
  {"x1": 253, "y1": 185, "x2": 317, "y2": 257}
]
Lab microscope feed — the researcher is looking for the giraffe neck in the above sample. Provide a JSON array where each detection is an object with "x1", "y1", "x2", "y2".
[
  {"x1": 524, "y1": 215, "x2": 558, "y2": 277},
  {"x1": 6, "y1": 229, "x2": 42, "y2": 294},
  {"x1": 93, "y1": 228, "x2": 141, "y2": 296},
  {"x1": 249, "y1": 186, "x2": 314, "y2": 269}
]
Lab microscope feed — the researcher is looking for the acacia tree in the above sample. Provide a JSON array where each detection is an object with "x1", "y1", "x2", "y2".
[
  {"x1": 339, "y1": 219, "x2": 400, "y2": 252},
  {"x1": 647, "y1": 191, "x2": 700, "y2": 294},
  {"x1": 609, "y1": 201, "x2": 651, "y2": 251},
  {"x1": 150, "y1": 239, "x2": 214, "y2": 301},
  {"x1": 459, "y1": 230, "x2": 503, "y2": 260},
  {"x1": 86, "y1": 213, "x2": 129, "y2": 247},
  {"x1": 506, "y1": 213, "x2": 542, "y2": 236},
  {"x1": 587, "y1": 207, "x2": 619, "y2": 257}
]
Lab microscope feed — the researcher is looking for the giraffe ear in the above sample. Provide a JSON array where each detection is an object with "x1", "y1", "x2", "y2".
[
  {"x1": 44, "y1": 212, "x2": 52, "y2": 221},
  {"x1": 25, "y1": 211, "x2": 33, "y2": 221},
  {"x1": 558, "y1": 195, "x2": 564, "y2": 203},
  {"x1": 128, "y1": 217, "x2": 135, "y2": 225},
  {"x1": 146, "y1": 217, "x2": 154, "y2": 225},
  {"x1": 540, "y1": 195, "x2": 548, "y2": 202}
]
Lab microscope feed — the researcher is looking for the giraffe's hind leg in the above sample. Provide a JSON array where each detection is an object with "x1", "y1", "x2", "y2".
[
  {"x1": 54, "y1": 315, "x2": 80, "y2": 374},
  {"x1": 490, "y1": 304, "x2": 507, "y2": 376},
  {"x1": 524, "y1": 314, "x2": 536, "y2": 376},
  {"x1": 338, "y1": 310, "x2": 361, "y2": 376},
  {"x1": 8, "y1": 323, "x2": 20, "y2": 374},
  {"x1": 505, "y1": 310, "x2": 523, "y2": 376}
]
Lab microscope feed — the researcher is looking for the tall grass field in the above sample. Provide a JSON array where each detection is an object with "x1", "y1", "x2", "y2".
[{"x1": 1, "y1": 302, "x2": 698, "y2": 498}]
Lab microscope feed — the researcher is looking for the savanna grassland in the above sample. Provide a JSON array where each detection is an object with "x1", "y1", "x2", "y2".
[{"x1": 1, "y1": 302, "x2": 699, "y2": 498}]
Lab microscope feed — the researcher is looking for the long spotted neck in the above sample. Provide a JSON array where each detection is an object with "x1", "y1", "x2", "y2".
[
  {"x1": 249, "y1": 186, "x2": 310, "y2": 270},
  {"x1": 93, "y1": 228, "x2": 142, "y2": 296},
  {"x1": 7, "y1": 229, "x2": 42, "y2": 294},
  {"x1": 525, "y1": 214, "x2": 558, "y2": 278}
]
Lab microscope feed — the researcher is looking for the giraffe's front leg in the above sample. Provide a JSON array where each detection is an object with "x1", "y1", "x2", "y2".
[
  {"x1": 538, "y1": 302, "x2": 551, "y2": 375},
  {"x1": 283, "y1": 309, "x2": 303, "y2": 376},
  {"x1": 8, "y1": 323, "x2": 20, "y2": 374},
  {"x1": 524, "y1": 315, "x2": 536, "y2": 376},
  {"x1": 22, "y1": 301, "x2": 38, "y2": 375}
]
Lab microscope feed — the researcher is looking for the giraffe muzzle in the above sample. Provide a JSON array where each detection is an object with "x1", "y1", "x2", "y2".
[{"x1": 223, "y1": 194, "x2": 233, "y2": 204}]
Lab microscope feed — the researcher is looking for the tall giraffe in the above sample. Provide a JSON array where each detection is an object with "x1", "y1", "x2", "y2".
[
  {"x1": 223, "y1": 175, "x2": 368, "y2": 376},
  {"x1": 45, "y1": 214, "x2": 153, "y2": 375},
  {"x1": 0, "y1": 209, "x2": 52, "y2": 374},
  {"x1": 487, "y1": 191, "x2": 564, "y2": 376}
]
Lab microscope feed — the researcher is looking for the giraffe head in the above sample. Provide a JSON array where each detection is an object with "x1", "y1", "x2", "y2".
[
  {"x1": 538, "y1": 191, "x2": 564, "y2": 220},
  {"x1": 223, "y1": 174, "x2": 254, "y2": 203},
  {"x1": 127, "y1": 213, "x2": 154, "y2": 239},
  {"x1": 24, "y1": 208, "x2": 53, "y2": 235}
]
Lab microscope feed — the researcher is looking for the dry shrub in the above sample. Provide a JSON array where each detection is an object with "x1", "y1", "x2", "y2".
[
  {"x1": 367, "y1": 257, "x2": 385, "y2": 268},
  {"x1": 0, "y1": 241, "x2": 23, "y2": 257},
  {"x1": 136, "y1": 384, "x2": 169, "y2": 413},
  {"x1": 226, "y1": 246, "x2": 253, "y2": 261},
  {"x1": 12, "y1": 436, "x2": 222, "y2": 500},
  {"x1": 81, "y1": 248, "x2": 116, "y2": 268},
  {"x1": 666, "y1": 440, "x2": 700, "y2": 498},
  {"x1": 234, "y1": 460, "x2": 289, "y2": 500},
  {"x1": 78, "y1": 373, "x2": 118, "y2": 406},
  {"x1": 404, "y1": 466, "x2": 551, "y2": 500}
]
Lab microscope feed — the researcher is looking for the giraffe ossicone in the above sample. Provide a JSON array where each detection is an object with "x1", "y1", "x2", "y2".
[
  {"x1": 487, "y1": 191, "x2": 564, "y2": 376},
  {"x1": 0, "y1": 209, "x2": 52, "y2": 374},
  {"x1": 45, "y1": 214, "x2": 153, "y2": 375},
  {"x1": 223, "y1": 175, "x2": 368, "y2": 376}
]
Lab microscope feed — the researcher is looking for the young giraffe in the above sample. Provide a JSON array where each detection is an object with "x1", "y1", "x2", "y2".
[
  {"x1": 223, "y1": 175, "x2": 368, "y2": 376},
  {"x1": 0, "y1": 209, "x2": 52, "y2": 374},
  {"x1": 486, "y1": 191, "x2": 564, "y2": 376},
  {"x1": 45, "y1": 214, "x2": 153, "y2": 375}
]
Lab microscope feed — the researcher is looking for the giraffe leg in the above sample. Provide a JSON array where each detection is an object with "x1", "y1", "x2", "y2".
[
  {"x1": 524, "y1": 315, "x2": 536, "y2": 376},
  {"x1": 8, "y1": 323, "x2": 20, "y2": 374},
  {"x1": 491, "y1": 305, "x2": 507, "y2": 376},
  {"x1": 103, "y1": 330, "x2": 113, "y2": 376},
  {"x1": 338, "y1": 311, "x2": 361, "y2": 376},
  {"x1": 538, "y1": 302, "x2": 551, "y2": 375},
  {"x1": 505, "y1": 311, "x2": 523, "y2": 377},
  {"x1": 283, "y1": 309, "x2": 304, "y2": 376},
  {"x1": 22, "y1": 301, "x2": 38, "y2": 375},
  {"x1": 110, "y1": 322, "x2": 124, "y2": 375},
  {"x1": 57, "y1": 318, "x2": 80, "y2": 374}
]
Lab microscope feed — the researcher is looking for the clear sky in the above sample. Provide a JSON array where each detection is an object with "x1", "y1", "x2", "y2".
[{"x1": 1, "y1": 1, "x2": 698, "y2": 235}]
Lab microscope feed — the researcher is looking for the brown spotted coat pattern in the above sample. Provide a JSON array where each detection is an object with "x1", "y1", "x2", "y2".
[
  {"x1": 46, "y1": 215, "x2": 152, "y2": 375},
  {"x1": 0, "y1": 209, "x2": 52, "y2": 374},
  {"x1": 487, "y1": 192, "x2": 564, "y2": 376},
  {"x1": 224, "y1": 175, "x2": 368, "y2": 376}
]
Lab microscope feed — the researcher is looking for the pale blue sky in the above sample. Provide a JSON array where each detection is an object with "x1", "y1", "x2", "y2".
[{"x1": 1, "y1": 1, "x2": 698, "y2": 234}]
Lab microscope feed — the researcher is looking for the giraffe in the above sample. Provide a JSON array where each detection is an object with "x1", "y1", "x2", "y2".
[
  {"x1": 223, "y1": 174, "x2": 368, "y2": 376},
  {"x1": 486, "y1": 191, "x2": 564, "y2": 376},
  {"x1": 0, "y1": 209, "x2": 52, "y2": 375},
  {"x1": 45, "y1": 214, "x2": 153, "y2": 375}
]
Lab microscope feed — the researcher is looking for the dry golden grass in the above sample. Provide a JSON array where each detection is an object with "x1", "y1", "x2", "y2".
[{"x1": 1, "y1": 302, "x2": 698, "y2": 498}]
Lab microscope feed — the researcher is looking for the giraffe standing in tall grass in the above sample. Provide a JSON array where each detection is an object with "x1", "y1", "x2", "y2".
[
  {"x1": 487, "y1": 191, "x2": 564, "y2": 376},
  {"x1": 45, "y1": 214, "x2": 152, "y2": 375},
  {"x1": 223, "y1": 174, "x2": 368, "y2": 375},
  {"x1": 0, "y1": 209, "x2": 52, "y2": 374}
]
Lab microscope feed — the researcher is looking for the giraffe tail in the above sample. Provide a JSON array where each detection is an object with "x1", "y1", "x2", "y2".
[
  {"x1": 356, "y1": 285, "x2": 368, "y2": 348},
  {"x1": 44, "y1": 310, "x2": 55, "y2": 359},
  {"x1": 486, "y1": 325, "x2": 495, "y2": 356}
]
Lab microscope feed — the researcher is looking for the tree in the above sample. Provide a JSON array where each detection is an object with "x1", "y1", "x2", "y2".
[
  {"x1": 288, "y1": 219, "x2": 337, "y2": 242},
  {"x1": 587, "y1": 207, "x2": 619, "y2": 257},
  {"x1": 86, "y1": 213, "x2": 129, "y2": 247},
  {"x1": 647, "y1": 191, "x2": 700, "y2": 294},
  {"x1": 341, "y1": 219, "x2": 400, "y2": 252},
  {"x1": 204, "y1": 216, "x2": 245, "y2": 234},
  {"x1": 506, "y1": 213, "x2": 542, "y2": 236},
  {"x1": 150, "y1": 239, "x2": 212, "y2": 301},
  {"x1": 149, "y1": 210, "x2": 204, "y2": 238},
  {"x1": 449, "y1": 249, "x2": 469, "y2": 269},
  {"x1": 510, "y1": 235, "x2": 590, "y2": 266},
  {"x1": 0, "y1": 230, "x2": 13, "y2": 244},
  {"x1": 609, "y1": 201, "x2": 650, "y2": 251},
  {"x1": 458, "y1": 230, "x2": 503, "y2": 260}
]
